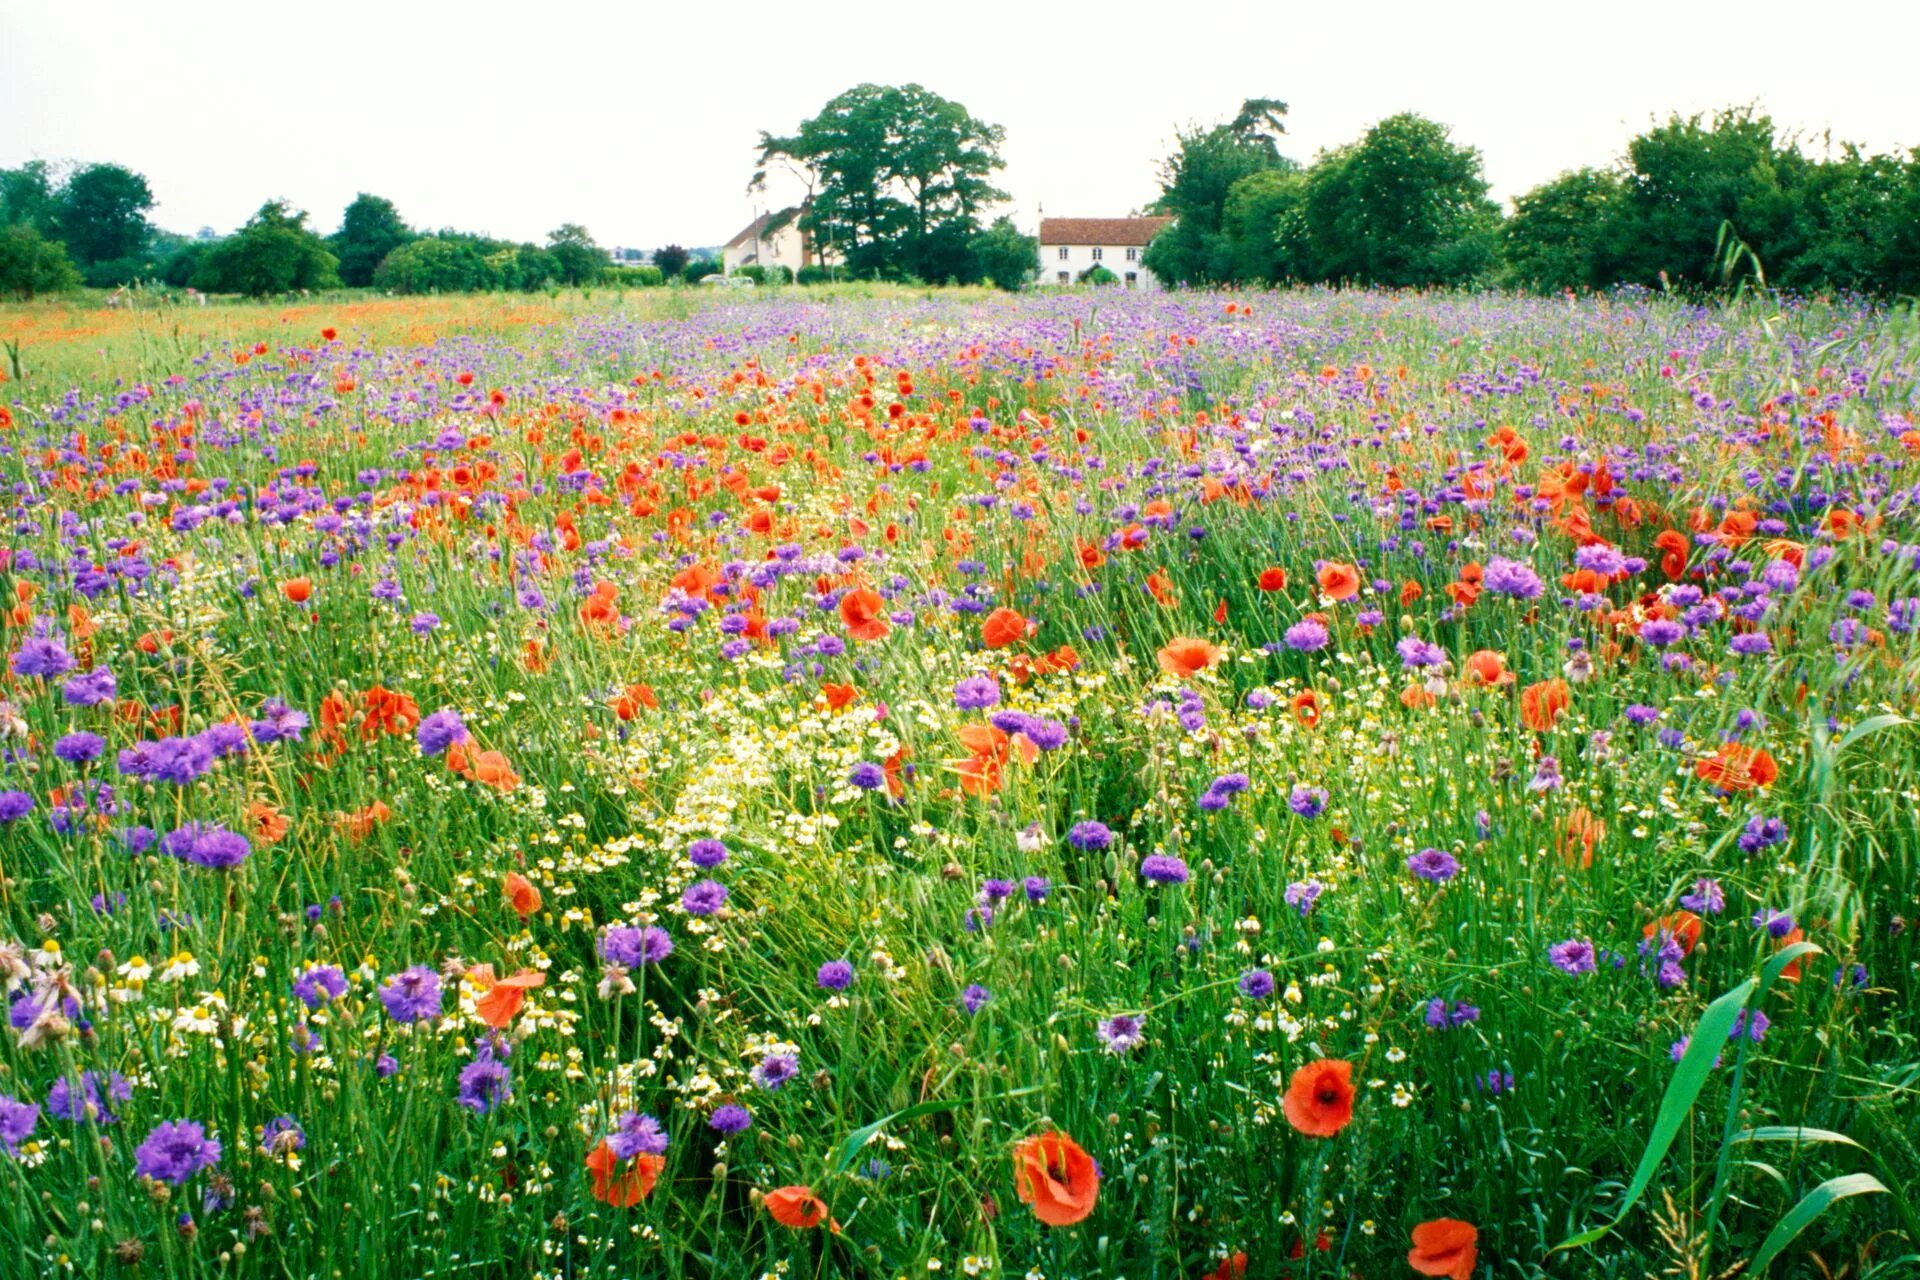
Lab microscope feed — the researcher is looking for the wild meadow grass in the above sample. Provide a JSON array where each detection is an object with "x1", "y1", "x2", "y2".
[{"x1": 0, "y1": 284, "x2": 1915, "y2": 1279}]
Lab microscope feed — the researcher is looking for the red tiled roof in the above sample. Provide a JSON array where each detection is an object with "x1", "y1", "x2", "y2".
[{"x1": 1038, "y1": 216, "x2": 1173, "y2": 247}]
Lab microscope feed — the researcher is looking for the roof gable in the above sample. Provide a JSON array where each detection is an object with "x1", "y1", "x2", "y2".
[{"x1": 1038, "y1": 216, "x2": 1173, "y2": 247}]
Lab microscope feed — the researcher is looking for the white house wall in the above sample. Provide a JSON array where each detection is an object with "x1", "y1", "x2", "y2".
[{"x1": 1036, "y1": 243, "x2": 1160, "y2": 290}]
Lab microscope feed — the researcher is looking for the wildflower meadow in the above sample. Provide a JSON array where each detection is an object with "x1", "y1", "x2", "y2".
[{"x1": 0, "y1": 285, "x2": 1916, "y2": 1279}]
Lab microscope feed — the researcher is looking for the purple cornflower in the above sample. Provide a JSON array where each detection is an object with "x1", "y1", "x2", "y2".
[
  {"x1": 979, "y1": 879, "x2": 1015, "y2": 905},
  {"x1": 959, "y1": 983, "x2": 991, "y2": 1014},
  {"x1": 1238, "y1": 968, "x2": 1276, "y2": 1000},
  {"x1": 133, "y1": 1120, "x2": 222, "y2": 1184},
  {"x1": 1527, "y1": 755, "x2": 1562, "y2": 794},
  {"x1": 1729, "y1": 1010, "x2": 1771, "y2": 1043},
  {"x1": 751, "y1": 1052, "x2": 798, "y2": 1091},
  {"x1": 53, "y1": 732, "x2": 105, "y2": 765},
  {"x1": 1066, "y1": 821, "x2": 1113, "y2": 852},
  {"x1": 848, "y1": 761, "x2": 886, "y2": 790},
  {"x1": 416, "y1": 709, "x2": 468, "y2": 756},
  {"x1": 816, "y1": 960, "x2": 854, "y2": 991},
  {"x1": 1483, "y1": 557, "x2": 1544, "y2": 599},
  {"x1": 1287, "y1": 786, "x2": 1328, "y2": 818},
  {"x1": 1751, "y1": 908, "x2": 1796, "y2": 939},
  {"x1": 1140, "y1": 854, "x2": 1190, "y2": 885},
  {"x1": 1096, "y1": 1013, "x2": 1146, "y2": 1054},
  {"x1": 160, "y1": 823, "x2": 251, "y2": 869},
  {"x1": 1680, "y1": 878, "x2": 1725, "y2": 914},
  {"x1": 47, "y1": 1071, "x2": 131, "y2": 1125},
  {"x1": 1285, "y1": 879, "x2": 1323, "y2": 915},
  {"x1": 1407, "y1": 848, "x2": 1460, "y2": 883},
  {"x1": 456, "y1": 1046, "x2": 511, "y2": 1114},
  {"x1": 1738, "y1": 815, "x2": 1787, "y2": 853},
  {"x1": 687, "y1": 839, "x2": 728, "y2": 869},
  {"x1": 249, "y1": 698, "x2": 308, "y2": 744},
  {"x1": 1548, "y1": 939, "x2": 1596, "y2": 975},
  {"x1": 1283, "y1": 619, "x2": 1330, "y2": 652},
  {"x1": 10, "y1": 638, "x2": 76, "y2": 679},
  {"x1": 411, "y1": 612, "x2": 441, "y2": 635},
  {"x1": 709, "y1": 1104, "x2": 752, "y2": 1135},
  {"x1": 0, "y1": 1094, "x2": 39, "y2": 1156},
  {"x1": 258, "y1": 1115, "x2": 306, "y2": 1157},
  {"x1": 0, "y1": 792, "x2": 30, "y2": 824},
  {"x1": 1023, "y1": 876, "x2": 1050, "y2": 903},
  {"x1": 61, "y1": 666, "x2": 117, "y2": 707},
  {"x1": 378, "y1": 966, "x2": 444, "y2": 1023},
  {"x1": 681, "y1": 880, "x2": 729, "y2": 916},
  {"x1": 1397, "y1": 635, "x2": 1445, "y2": 668},
  {"x1": 1424, "y1": 998, "x2": 1479, "y2": 1029},
  {"x1": 606, "y1": 1112, "x2": 668, "y2": 1159},
  {"x1": 953, "y1": 675, "x2": 1001, "y2": 710},
  {"x1": 601, "y1": 925, "x2": 672, "y2": 967},
  {"x1": 292, "y1": 965, "x2": 348, "y2": 1010}
]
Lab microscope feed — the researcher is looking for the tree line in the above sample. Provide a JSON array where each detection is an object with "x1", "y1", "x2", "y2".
[{"x1": 6, "y1": 91, "x2": 1918, "y2": 300}]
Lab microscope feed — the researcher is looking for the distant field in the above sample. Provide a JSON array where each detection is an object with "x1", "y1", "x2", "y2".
[{"x1": 0, "y1": 285, "x2": 1915, "y2": 1279}]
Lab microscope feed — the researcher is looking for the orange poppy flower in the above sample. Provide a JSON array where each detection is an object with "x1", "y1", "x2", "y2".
[
  {"x1": 981, "y1": 607, "x2": 1031, "y2": 649},
  {"x1": 839, "y1": 587, "x2": 890, "y2": 643},
  {"x1": 472, "y1": 967, "x2": 545, "y2": 1028},
  {"x1": 502, "y1": 872, "x2": 542, "y2": 919},
  {"x1": 1257, "y1": 566, "x2": 1288, "y2": 592},
  {"x1": 610, "y1": 683, "x2": 658, "y2": 720},
  {"x1": 1694, "y1": 742, "x2": 1778, "y2": 792},
  {"x1": 1011, "y1": 1131, "x2": 1100, "y2": 1226},
  {"x1": 1315, "y1": 561, "x2": 1360, "y2": 601},
  {"x1": 448, "y1": 742, "x2": 521, "y2": 793},
  {"x1": 820, "y1": 681, "x2": 858, "y2": 710},
  {"x1": 280, "y1": 577, "x2": 313, "y2": 604},
  {"x1": 1205, "y1": 1252, "x2": 1249, "y2": 1280},
  {"x1": 1156, "y1": 636, "x2": 1223, "y2": 679},
  {"x1": 765, "y1": 1185, "x2": 834, "y2": 1229},
  {"x1": 247, "y1": 801, "x2": 290, "y2": 846},
  {"x1": 1291, "y1": 690, "x2": 1322, "y2": 728},
  {"x1": 1643, "y1": 910, "x2": 1704, "y2": 956},
  {"x1": 1463, "y1": 650, "x2": 1513, "y2": 686},
  {"x1": 1775, "y1": 927, "x2": 1807, "y2": 982},
  {"x1": 1558, "y1": 807, "x2": 1604, "y2": 869},
  {"x1": 1519, "y1": 678, "x2": 1570, "y2": 731},
  {"x1": 1282, "y1": 1059, "x2": 1355, "y2": 1137},
  {"x1": 585, "y1": 1140, "x2": 663, "y2": 1206},
  {"x1": 1408, "y1": 1218, "x2": 1478, "y2": 1280}
]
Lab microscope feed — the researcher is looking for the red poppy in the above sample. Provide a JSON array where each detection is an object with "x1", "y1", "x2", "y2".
[
  {"x1": 1643, "y1": 910, "x2": 1704, "y2": 956},
  {"x1": 472, "y1": 966, "x2": 545, "y2": 1028},
  {"x1": 1315, "y1": 561, "x2": 1360, "y2": 601},
  {"x1": 585, "y1": 1140, "x2": 662, "y2": 1206},
  {"x1": 1282, "y1": 1058, "x2": 1355, "y2": 1137},
  {"x1": 981, "y1": 607, "x2": 1031, "y2": 649},
  {"x1": 1408, "y1": 1219, "x2": 1478, "y2": 1280},
  {"x1": 1257, "y1": 566, "x2": 1288, "y2": 592},
  {"x1": 1011, "y1": 1131, "x2": 1100, "y2": 1226},
  {"x1": 280, "y1": 577, "x2": 313, "y2": 604},
  {"x1": 1519, "y1": 679, "x2": 1570, "y2": 732},
  {"x1": 839, "y1": 588, "x2": 890, "y2": 643},
  {"x1": 765, "y1": 1185, "x2": 834, "y2": 1229},
  {"x1": 502, "y1": 872, "x2": 541, "y2": 919},
  {"x1": 1694, "y1": 743, "x2": 1778, "y2": 792},
  {"x1": 1463, "y1": 650, "x2": 1513, "y2": 686},
  {"x1": 1156, "y1": 636, "x2": 1223, "y2": 679}
]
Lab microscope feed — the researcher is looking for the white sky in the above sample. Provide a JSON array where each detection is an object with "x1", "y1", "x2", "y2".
[{"x1": 3, "y1": 0, "x2": 1914, "y2": 250}]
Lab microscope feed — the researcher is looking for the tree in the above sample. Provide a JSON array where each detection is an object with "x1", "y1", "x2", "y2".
[
  {"x1": 330, "y1": 194, "x2": 414, "y2": 287},
  {"x1": 546, "y1": 224, "x2": 604, "y2": 286},
  {"x1": 0, "y1": 225, "x2": 81, "y2": 299},
  {"x1": 756, "y1": 83, "x2": 1007, "y2": 281},
  {"x1": 1616, "y1": 108, "x2": 1798, "y2": 288},
  {"x1": 1222, "y1": 168, "x2": 1309, "y2": 284},
  {"x1": 192, "y1": 201, "x2": 339, "y2": 296},
  {"x1": 1144, "y1": 97, "x2": 1292, "y2": 286},
  {"x1": 682, "y1": 258, "x2": 719, "y2": 283},
  {"x1": 967, "y1": 216, "x2": 1037, "y2": 291},
  {"x1": 1502, "y1": 168, "x2": 1629, "y2": 292},
  {"x1": 1301, "y1": 113, "x2": 1499, "y2": 288},
  {"x1": 373, "y1": 236, "x2": 497, "y2": 293},
  {"x1": 653, "y1": 244, "x2": 690, "y2": 278},
  {"x1": 0, "y1": 161, "x2": 60, "y2": 236},
  {"x1": 53, "y1": 163, "x2": 154, "y2": 267}
]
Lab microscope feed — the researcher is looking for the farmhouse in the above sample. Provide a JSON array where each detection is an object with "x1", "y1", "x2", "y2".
[
  {"x1": 720, "y1": 206, "x2": 834, "y2": 276},
  {"x1": 1037, "y1": 216, "x2": 1174, "y2": 289}
]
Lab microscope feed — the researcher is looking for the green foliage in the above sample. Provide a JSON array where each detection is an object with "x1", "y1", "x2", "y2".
[
  {"x1": 0, "y1": 161, "x2": 60, "y2": 237},
  {"x1": 652, "y1": 244, "x2": 691, "y2": 278},
  {"x1": 0, "y1": 223, "x2": 81, "y2": 298},
  {"x1": 1301, "y1": 114, "x2": 1500, "y2": 288},
  {"x1": 682, "y1": 258, "x2": 719, "y2": 283},
  {"x1": 373, "y1": 236, "x2": 498, "y2": 294},
  {"x1": 606, "y1": 264, "x2": 665, "y2": 287},
  {"x1": 192, "y1": 201, "x2": 340, "y2": 296},
  {"x1": 757, "y1": 83, "x2": 1007, "y2": 282},
  {"x1": 1221, "y1": 168, "x2": 1308, "y2": 284},
  {"x1": 1144, "y1": 98, "x2": 1293, "y2": 286},
  {"x1": 329, "y1": 194, "x2": 415, "y2": 287},
  {"x1": 795, "y1": 263, "x2": 834, "y2": 285},
  {"x1": 1501, "y1": 168, "x2": 1629, "y2": 292},
  {"x1": 967, "y1": 216, "x2": 1038, "y2": 291},
  {"x1": 50, "y1": 162, "x2": 154, "y2": 267},
  {"x1": 546, "y1": 223, "x2": 605, "y2": 287},
  {"x1": 1077, "y1": 263, "x2": 1119, "y2": 286}
]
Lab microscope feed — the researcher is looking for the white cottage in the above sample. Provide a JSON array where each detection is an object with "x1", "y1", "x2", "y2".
[
  {"x1": 1036, "y1": 216, "x2": 1173, "y2": 289},
  {"x1": 721, "y1": 206, "x2": 834, "y2": 276}
]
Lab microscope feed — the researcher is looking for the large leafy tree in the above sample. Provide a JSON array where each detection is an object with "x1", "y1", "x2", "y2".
[
  {"x1": 652, "y1": 245, "x2": 690, "y2": 278},
  {"x1": 193, "y1": 201, "x2": 339, "y2": 296},
  {"x1": 1144, "y1": 97, "x2": 1293, "y2": 286},
  {"x1": 546, "y1": 223, "x2": 605, "y2": 286},
  {"x1": 755, "y1": 83, "x2": 1007, "y2": 281},
  {"x1": 330, "y1": 194, "x2": 414, "y2": 287},
  {"x1": 1221, "y1": 168, "x2": 1309, "y2": 284},
  {"x1": 1501, "y1": 168, "x2": 1629, "y2": 293},
  {"x1": 967, "y1": 216, "x2": 1037, "y2": 291},
  {"x1": 0, "y1": 224, "x2": 81, "y2": 299},
  {"x1": 0, "y1": 161, "x2": 61, "y2": 237},
  {"x1": 1301, "y1": 113, "x2": 1499, "y2": 288},
  {"x1": 53, "y1": 163, "x2": 154, "y2": 267},
  {"x1": 1616, "y1": 108, "x2": 1799, "y2": 288}
]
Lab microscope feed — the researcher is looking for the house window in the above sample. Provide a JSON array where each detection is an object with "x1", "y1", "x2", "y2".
[
  {"x1": 1057, "y1": 271, "x2": 1069, "y2": 283},
  {"x1": 1125, "y1": 272, "x2": 1138, "y2": 288},
  {"x1": 1091, "y1": 247, "x2": 1104, "y2": 261},
  {"x1": 1057, "y1": 246, "x2": 1068, "y2": 260},
  {"x1": 1125, "y1": 247, "x2": 1138, "y2": 261}
]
